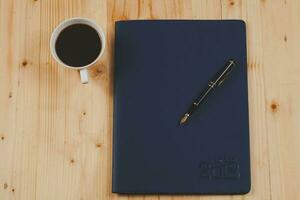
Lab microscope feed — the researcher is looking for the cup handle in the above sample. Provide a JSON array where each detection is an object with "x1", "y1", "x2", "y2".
[{"x1": 80, "y1": 69, "x2": 89, "y2": 84}]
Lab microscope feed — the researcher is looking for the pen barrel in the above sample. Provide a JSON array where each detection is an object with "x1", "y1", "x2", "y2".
[
  {"x1": 180, "y1": 60, "x2": 235, "y2": 124},
  {"x1": 187, "y1": 86, "x2": 214, "y2": 116},
  {"x1": 187, "y1": 60, "x2": 235, "y2": 115}
]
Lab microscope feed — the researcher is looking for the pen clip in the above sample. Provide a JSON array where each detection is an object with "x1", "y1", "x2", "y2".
[{"x1": 217, "y1": 60, "x2": 235, "y2": 86}]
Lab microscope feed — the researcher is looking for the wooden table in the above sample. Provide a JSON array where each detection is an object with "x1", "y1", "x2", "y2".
[{"x1": 1, "y1": 0, "x2": 299, "y2": 199}]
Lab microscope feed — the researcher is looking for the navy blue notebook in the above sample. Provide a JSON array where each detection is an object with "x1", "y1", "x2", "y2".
[{"x1": 113, "y1": 20, "x2": 250, "y2": 194}]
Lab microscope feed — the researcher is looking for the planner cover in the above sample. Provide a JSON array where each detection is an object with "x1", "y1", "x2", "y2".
[{"x1": 113, "y1": 20, "x2": 250, "y2": 194}]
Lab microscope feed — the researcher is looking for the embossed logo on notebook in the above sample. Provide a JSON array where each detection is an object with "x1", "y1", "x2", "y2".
[{"x1": 198, "y1": 158, "x2": 240, "y2": 180}]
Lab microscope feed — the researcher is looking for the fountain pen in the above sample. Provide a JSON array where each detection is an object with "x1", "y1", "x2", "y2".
[{"x1": 179, "y1": 60, "x2": 236, "y2": 125}]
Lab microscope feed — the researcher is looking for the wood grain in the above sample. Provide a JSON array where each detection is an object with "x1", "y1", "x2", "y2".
[{"x1": 0, "y1": 0, "x2": 300, "y2": 199}]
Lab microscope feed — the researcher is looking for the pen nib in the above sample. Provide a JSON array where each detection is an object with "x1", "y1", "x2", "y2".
[{"x1": 180, "y1": 113, "x2": 190, "y2": 125}]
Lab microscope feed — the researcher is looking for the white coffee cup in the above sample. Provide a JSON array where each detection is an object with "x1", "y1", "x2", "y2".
[{"x1": 50, "y1": 17, "x2": 105, "y2": 84}]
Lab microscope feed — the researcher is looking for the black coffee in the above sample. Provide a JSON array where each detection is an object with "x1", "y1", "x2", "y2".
[{"x1": 55, "y1": 24, "x2": 101, "y2": 67}]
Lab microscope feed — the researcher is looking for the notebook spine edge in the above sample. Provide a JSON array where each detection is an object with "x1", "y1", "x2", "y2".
[{"x1": 112, "y1": 22, "x2": 119, "y2": 193}]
